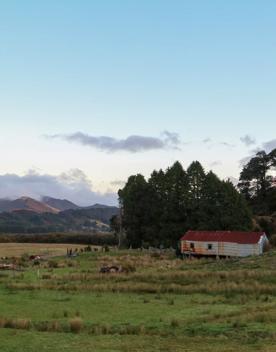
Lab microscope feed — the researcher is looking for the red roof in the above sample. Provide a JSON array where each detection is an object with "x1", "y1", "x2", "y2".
[{"x1": 181, "y1": 231, "x2": 265, "y2": 244}]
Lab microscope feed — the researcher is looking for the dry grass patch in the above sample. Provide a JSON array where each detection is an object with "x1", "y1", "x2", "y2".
[{"x1": 69, "y1": 317, "x2": 83, "y2": 333}]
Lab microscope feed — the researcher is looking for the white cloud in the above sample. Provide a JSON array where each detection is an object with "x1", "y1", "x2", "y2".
[
  {"x1": 0, "y1": 169, "x2": 117, "y2": 206},
  {"x1": 209, "y1": 160, "x2": 222, "y2": 167},
  {"x1": 110, "y1": 180, "x2": 126, "y2": 187}
]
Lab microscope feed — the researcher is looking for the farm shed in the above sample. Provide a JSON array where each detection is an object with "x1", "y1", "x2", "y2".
[{"x1": 180, "y1": 231, "x2": 269, "y2": 258}]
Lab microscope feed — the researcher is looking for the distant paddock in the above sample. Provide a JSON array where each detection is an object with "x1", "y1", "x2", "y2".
[{"x1": 0, "y1": 243, "x2": 100, "y2": 258}]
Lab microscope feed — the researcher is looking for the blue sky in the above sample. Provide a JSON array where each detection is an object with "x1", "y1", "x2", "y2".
[{"x1": 0, "y1": 1, "x2": 275, "y2": 204}]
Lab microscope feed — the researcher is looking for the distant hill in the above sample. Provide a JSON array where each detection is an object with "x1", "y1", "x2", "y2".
[
  {"x1": 42, "y1": 196, "x2": 80, "y2": 211},
  {"x1": 63, "y1": 207, "x2": 120, "y2": 225},
  {"x1": 0, "y1": 196, "x2": 119, "y2": 233},
  {"x1": 0, "y1": 197, "x2": 119, "y2": 234},
  {"x1": 0, "y1": 197, "x2": 59, "y2": 214},
  {"x1": 85, "y1": 203, "x2": 112, "y2": 209}
]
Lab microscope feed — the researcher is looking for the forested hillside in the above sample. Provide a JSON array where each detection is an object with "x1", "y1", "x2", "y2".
[{"x1": 0, "y1": 207, "x2": 119, "y2": 234}]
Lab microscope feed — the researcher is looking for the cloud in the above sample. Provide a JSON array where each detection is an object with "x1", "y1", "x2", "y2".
[
  {"x1": 209, "y1": 160, "x2": 222, "y2": 167},
  {"x1": 262, "y1": 139, "x2": 276, "y2": 153},
  {"x1": 110, "y1": 180, "x2": 126, "y2": 187},
  {"x1": 248, "y1": 139, "x2": 276, "y2": 155},
  {"x1": 47, "y1": 131, "x2": 181, "y2": 153},
  {"x1": 239, "y1": 139, "x2": 276, "y2": 168},
  {"x1": 240, "y1": 135, "x2": 256, "y2": 147},
  {"x1": 220, "y1": 142, "x2": 236, "y2": 148},
  {"x1": 202, "y1": 138, "x2": 212, "y2": 144},
  {"x1": 0, "y1": 169, "x2": 117, "y2": 206}
]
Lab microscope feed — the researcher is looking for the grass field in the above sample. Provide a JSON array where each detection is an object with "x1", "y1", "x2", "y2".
[
  {"x1": 0, "y1": 244, "x2": 276, "y2": 351},
  {"x1": 0, "y1": 243, "x2": 89, "y2": 257}
]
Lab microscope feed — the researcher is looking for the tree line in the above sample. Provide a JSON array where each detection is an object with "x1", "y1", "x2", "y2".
[
  {"x1": 0, "y1": 232, "x2": 117, "y2": 246},
  {"x1": 118, "y1": 161, "x2": 252, "y2": 248}
]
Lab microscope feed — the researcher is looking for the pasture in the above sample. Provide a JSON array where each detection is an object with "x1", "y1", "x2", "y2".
[
  {"x1": 0, "y1": 243, "x2": 88, "y2": 258},
  {"x1": 0, "y1": 244, "x2": 276, "y2": 351}
]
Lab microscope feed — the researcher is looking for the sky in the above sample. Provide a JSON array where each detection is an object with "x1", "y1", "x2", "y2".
[{"x1": 0, "y1": 0, "x2": 275, "y2": 205}]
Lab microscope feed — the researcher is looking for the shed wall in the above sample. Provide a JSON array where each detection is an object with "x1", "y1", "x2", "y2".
[{"x1": 181, "y1": 240, "x2": 261, "y2": 257}]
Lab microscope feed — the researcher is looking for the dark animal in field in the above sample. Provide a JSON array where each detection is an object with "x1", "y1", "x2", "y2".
[
  {"x1": 99, "y1": 265, "x2": 121, "y2": 273},
  {"x1": 29, "y1": 255, "x2": 41, "y2": 261}
]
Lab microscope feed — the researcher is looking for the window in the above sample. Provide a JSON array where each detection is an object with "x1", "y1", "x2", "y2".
[
  {"x1": 190, "y1": 243, "x2": 194, "y2": 249},
  {"x1": 207, "y1": 244, "x2": 212, "y2": 250}
]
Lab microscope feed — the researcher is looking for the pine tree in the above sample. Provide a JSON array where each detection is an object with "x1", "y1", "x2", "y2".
[
  {"x1": 186, "y1": 161, "x2": 206, "y2": 229},
  {"x1": 118, "y1": 174, "x2": 152, "y2": 247}
]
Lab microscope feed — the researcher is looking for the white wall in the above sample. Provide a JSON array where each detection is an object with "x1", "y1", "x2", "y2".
[{"x1": 181, "y1": 240, "x2": 263, "y2": 257}]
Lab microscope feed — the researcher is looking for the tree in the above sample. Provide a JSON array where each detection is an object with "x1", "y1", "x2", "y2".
[
  {"x1": 119, "y1": 161, "x2": 253, "y2": 248},
  {"x1": 186, "y1": 161, "x2": 206, "y2": 229},
  {"x1": 118, "y1": 174, "x2": 156, "y2": 248},
  {"x1": 238, "y1": 149, "x2": 276, "y2": 214},
  {"x1": 148, "y1": 170, "x2": 166, "y2": 246},
  {"x1": 200, "y1": 172, "x2": 252, "y2": 230},
  {"x1": 159, "y1": 162, "x2": 189, "y2": 246},
  {"x1": 219, "y1": 180, "x2": 252, "y2": 230}
]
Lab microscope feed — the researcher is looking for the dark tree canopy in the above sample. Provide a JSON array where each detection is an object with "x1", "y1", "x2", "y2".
[
  {"x1": 119, "y1": 161, "x2": 252, "y2": 248},
  {"x1": 238, "y1": 149, "x2": 276, "y2": 214}
]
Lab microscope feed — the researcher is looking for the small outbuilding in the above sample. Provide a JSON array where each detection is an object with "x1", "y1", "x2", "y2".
[{"x1": 180, "y1": 231, "x2": 269, "y2": 258}]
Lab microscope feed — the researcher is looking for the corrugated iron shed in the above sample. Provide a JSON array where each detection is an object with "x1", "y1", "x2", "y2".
[{"x1": 180, "y1": 231, "x2": 268, "y2": 257}]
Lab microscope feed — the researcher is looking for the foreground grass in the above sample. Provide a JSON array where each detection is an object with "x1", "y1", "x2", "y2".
[
  {"x1": 0, "y1": 246, "x2": 276, "y2": 351},
  {"x1": 2, "y1": 329, "x2": 275, "y2": 352}
]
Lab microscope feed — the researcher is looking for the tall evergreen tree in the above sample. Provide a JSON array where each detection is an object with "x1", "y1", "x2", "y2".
[
  {"x1": 186, "y1": 161, "x2": 206, "y2": 228},
  {"x1": 118, "y1": 174, "x2": 152, "y2": 247},
  {"x1": 148, "y1": 170, "x2": 166, "y2": 246},
  {"x1": 238, "y1": 149, "x2": 276, "y2": 214},
  {"x1": 200, "y1": 172, "x2": 252, "y2": 230},
  {"x1": 160, "y1": 162, "x2": 189, "y2": 246}
]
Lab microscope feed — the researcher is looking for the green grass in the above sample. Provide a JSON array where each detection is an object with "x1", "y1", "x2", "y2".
[{"x1": 1, "y1": 247, "x2": 276, "y2": 351}]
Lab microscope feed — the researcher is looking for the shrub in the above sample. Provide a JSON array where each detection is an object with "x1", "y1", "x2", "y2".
[
  {"x1": 122, "y1": 263, "x2": 136, "y2": 273},
  {"x1": 270, "y1": 234, "x2": 276, "y2": 247},
  {"x1": 48, "y1": 260, "x2": 58, "y2": 268},
  {"x1": 63, "y1": 310, "x2": 69, "y2": 318},
  {"x1": 49, "y1": 320, "x2": 61, "y2": 332},
  {"x1": 42, "y1": 274, "x2": 52, "y2": 280},
  {"x1": 69, "y1": 318, "x2": 83, "y2": 333},
  {"x1": 170, "y1": 319, "x2": 180, "y2": 328}
]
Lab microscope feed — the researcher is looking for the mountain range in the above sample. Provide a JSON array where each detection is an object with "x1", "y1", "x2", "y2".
[
  {"x1": 0, "y1": 197, "x2": 60, "y2": 214},
  {"x1": 0, "y1": 196, "x2": 119, "y2": 233},
  {"x1": 0, "y1": 196, "x2": 114, "y2": 214}
]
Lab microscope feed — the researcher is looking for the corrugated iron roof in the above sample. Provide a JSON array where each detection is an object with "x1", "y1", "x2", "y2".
[{"x1": 180, "y1": 231, "x2": 265, "y2": 244}]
